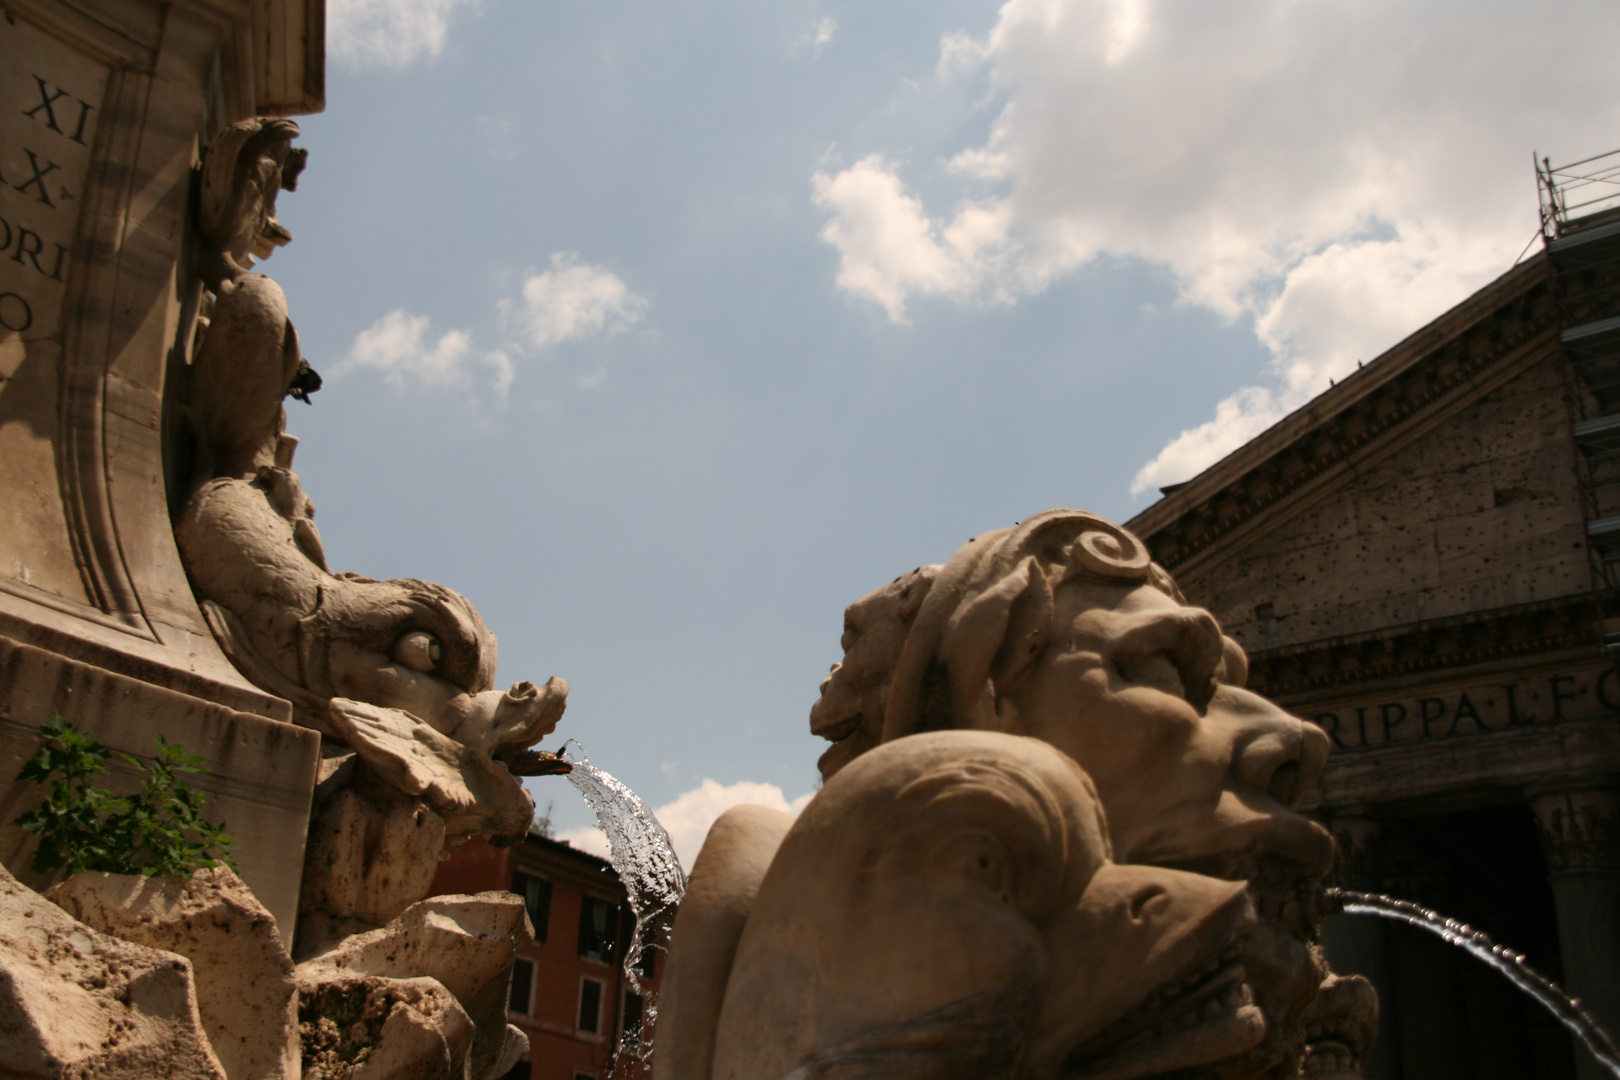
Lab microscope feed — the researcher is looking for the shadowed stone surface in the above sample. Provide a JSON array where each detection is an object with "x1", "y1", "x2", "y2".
[
  {"x1": 0, "y1": 861, "x2": 225, "y2": 1080},
  {"x1": 48, "y1": 866, "x2": 297, "y2": 1080}
]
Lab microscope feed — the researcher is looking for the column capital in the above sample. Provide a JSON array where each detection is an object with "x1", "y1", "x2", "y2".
[{"x1": 1527, "y1": 776, "x2": 1620, "y2": 873}]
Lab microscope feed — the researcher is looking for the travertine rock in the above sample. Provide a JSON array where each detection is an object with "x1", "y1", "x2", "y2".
[
  {"x1": 0, "y1": 862, "x2": 225, "y2": 1080},
  {"x1": 297, "y1": 974, "x2": 473, "y2": 1080},
  {"x1": 297, "y1": 894, "x2": 531, "y2": 1080},
  {"x1": 47, "y1": 866, "x2": 297, "y2": 1080},
  {"x1": 807, "y1": 509, "x2": 1339, "y2": 1078},
  {"x1": 299, "y1": 785, "x2": 449, "y2": 930}
]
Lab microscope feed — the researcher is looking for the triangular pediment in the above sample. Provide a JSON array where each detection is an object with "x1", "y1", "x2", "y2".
[{"x1": 1126, "y1": 257, "x2": 1578, "y2": 664}]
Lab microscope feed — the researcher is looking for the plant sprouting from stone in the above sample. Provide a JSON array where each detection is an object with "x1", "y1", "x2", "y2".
[{"x1": 12, "y1": 715, "x2": 237, "y2": 878}]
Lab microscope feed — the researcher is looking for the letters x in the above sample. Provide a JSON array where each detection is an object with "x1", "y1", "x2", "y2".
[
  {"x1": 14, "y1": 150, "x2": 61, "y2": 207},
  {"x1": 22, "y1": 77, "x2": 70, "y2": 133}
]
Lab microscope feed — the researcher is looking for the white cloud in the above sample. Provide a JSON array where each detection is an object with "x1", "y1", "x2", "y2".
[
  {"x1": 338, "y1": 254, "x2": 646, "y2": 395},
  {"x1": 556, "y1": 824, "x2": 612, "y2": 860},
  {"x1": 793, "y1": 16, "x2": 838, "y2": 57},
  {"x1": 937, "y1": 30, "x2": 991, "y2": 80},
  {"x1": 812, "y1": 156, "x2": 1009, "y2": 322},
  {"x1": 339, "y1": 309, "x2": 472, "y2": 387},
  {"x1": 327, "y1": 0, "x2": 476, "y2": 69},
  {"x1": 558, "y1": 778, "x2": 815, "y2": 872},
  {"x1": 511, "y1": 253, "x2": 648, "y2": 352},
  {"x1": 817, "y1": 0, "x2": 1620, "y2": 488}
]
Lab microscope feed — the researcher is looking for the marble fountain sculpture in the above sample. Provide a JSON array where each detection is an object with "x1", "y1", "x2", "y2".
[
  {"x1": 170, "y1": 118, "x2": 575, "y2": 1080},
  {"x1": 0, "y1": 98, "x2": 1384, "y2": 1080},
  {"x1": 655, "y1": 510, "x2": 1379, "y2": 1080},
  {"x1": 1, "y1": 118, "x2": 570, "y2": 1080}
]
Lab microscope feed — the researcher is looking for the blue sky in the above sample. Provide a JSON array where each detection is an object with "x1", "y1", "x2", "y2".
[{"x1": 271, "y1": 0, "x2": 1620, "y2": 861}]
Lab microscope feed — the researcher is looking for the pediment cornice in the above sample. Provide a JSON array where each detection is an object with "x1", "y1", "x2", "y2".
[{"x1": 1127, "y1": 258, "x2": 1559, "y2": 576}]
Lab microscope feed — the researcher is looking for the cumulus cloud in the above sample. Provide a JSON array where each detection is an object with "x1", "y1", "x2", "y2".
[
  {"x1": 338, "y1": 254, "x2": 645, "y2": 396},
  {"x1": 812, "y1": 156, "x2": 1008, "y2": 322},
  {"x1": 558, "y1": 778, "x2": 815, "y2": 872},
  {"x1": 327, "y1": 0, "x2": 476, "y2": 69},
  {"x1": 817, "y1": 0, "x2": 1620, "y2": 489},
  {"x1": 510, "y1": 253, "x2": 648, "y2": 351},
  {"x1": 338, "y1": 309, "x2": 474, "y2": 387}
]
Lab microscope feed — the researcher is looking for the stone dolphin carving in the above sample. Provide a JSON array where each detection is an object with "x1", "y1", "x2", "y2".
[
  {"x1": 659, "y1": 731, "x2": 1268, "y2": 1080},
  {"x1": 172, "y1": 135, "x2": 566, "y2": 932}
]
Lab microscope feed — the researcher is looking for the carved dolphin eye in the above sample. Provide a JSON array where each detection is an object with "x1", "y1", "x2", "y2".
[
  {"x1": 931, "y1": 829, "x2": 1014, "y2": 905},
  {"x1": 393, "y1": 631, "x2": 442, "y2": 673}
]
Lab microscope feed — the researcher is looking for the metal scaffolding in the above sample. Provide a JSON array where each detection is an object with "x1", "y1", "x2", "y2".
[{"x1": 1540, "y1": 149, "x2": 1620, "y2": 651}]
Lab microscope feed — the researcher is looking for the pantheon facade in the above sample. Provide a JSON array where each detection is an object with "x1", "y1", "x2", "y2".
[{"x1": 1127, "y1": 218, "x2": 1620, "y2": 1080}]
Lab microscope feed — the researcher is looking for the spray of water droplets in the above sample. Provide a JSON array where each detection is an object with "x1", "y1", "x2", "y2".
[
  {"x1": 1331, "y1": 889, "x2": 1620, "y2": 1077},
  {"x1": 559, "y1": 741, "x2": 686, "y2": 1064}
]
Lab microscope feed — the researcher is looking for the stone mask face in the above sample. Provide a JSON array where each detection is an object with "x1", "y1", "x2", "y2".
[
  {"x1": 1005, "y1": 576, "x2": 1331, "y2": 879},
  {"x1": 809, "y1": 510, "x2": 1339, "y2": 1079},
  {"x1": 1004, "y1": 578, "x2": 1333, "y2": 1080}
]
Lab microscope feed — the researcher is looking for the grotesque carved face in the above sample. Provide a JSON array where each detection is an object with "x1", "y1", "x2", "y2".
[
  {"x1": 1003, "y1": 574, "x2": 1333, "y2": 1080},
  {"x1": 811, "y1": 510, "x2": 1337, "y2": 1079},
  {"x1": 810, "y1": 565, "x2": 938, "y2": 778}
]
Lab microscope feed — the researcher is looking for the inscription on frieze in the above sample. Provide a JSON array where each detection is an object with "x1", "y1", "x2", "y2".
[
  {"x1": 0, "y1": 17, "x2": 110, "y2": 602},
  {"x1": 1309, "y1": 666, "x2": 1618, "y2": 753},
  {"x1": 0, "y1": 16, "x2": 105, "y2": 345}
]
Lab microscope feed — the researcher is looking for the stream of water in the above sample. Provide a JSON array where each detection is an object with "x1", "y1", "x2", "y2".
[
  {"x1": 558, "y1": 741, "x2": 686, "y2": 1062},
  {"x1": 1331, "y1": 889, "x2": 1620, "y2": 1077}
]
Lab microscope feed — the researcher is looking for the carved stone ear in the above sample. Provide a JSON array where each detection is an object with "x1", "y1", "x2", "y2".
[
  {"x1": 940, "y1": 557, "x2": 1053, "y2": 730},
  {"x1": 990, "y1": 561, "x2": 1053, "y2": 694}
]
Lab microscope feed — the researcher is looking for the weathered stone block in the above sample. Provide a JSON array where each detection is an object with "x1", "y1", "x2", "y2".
[
  {"x1": 48, "y1": 865, "x2": 297, "y2": 1080},
  {"x1": 0, "y1": 860, "x2": 225, "y2": 1079}
]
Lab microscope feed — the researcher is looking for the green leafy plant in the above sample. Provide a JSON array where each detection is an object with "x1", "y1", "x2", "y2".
[{"x1": 12, "y1": 715, "x2": 237, "y2": 878}]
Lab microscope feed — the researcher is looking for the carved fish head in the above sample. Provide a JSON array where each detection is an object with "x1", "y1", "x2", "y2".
[{"x1": 710, "y1": 731, "x2": 1268, "y2": 1080}]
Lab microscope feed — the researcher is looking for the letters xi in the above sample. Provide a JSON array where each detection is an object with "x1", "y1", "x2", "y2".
[{"x1": 7, "y1": 75, "x2": 95, "y2": 209}]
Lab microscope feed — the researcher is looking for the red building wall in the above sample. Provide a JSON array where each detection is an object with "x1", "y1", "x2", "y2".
[{"x1": 429, "y1": 833, "x2": 661, "y2": 1080}]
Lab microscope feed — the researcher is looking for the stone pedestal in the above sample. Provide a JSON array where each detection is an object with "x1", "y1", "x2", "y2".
[
  {"x1": 0, "y1": 0, "x2": 322, "y2": 936},
  {"x1": 1528, "y1": 779, "x2": 1620, "y2": 1080},
  {"x1": 1321, "y1": 813, "x2": 1403, "y2": 1080}
]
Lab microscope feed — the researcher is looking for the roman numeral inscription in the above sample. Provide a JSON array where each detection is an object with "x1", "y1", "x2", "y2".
[
  {"x1": 12, "y1": 149, "x2": 63, "y2": 207},
  {"x1": 0, "y1": 20, "x2": 108, "y2": 342},
  {"x1": 21, "y1": 75, "x2": 94, "y2": 145}
]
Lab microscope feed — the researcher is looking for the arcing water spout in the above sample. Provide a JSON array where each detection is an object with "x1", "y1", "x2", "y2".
[
  {"x1": 1330, "y1": 888, "x2": 1620, "y2": 1077},
  {"x1": 559, "y1": 741, "x2": 686, "y2": 1060}
]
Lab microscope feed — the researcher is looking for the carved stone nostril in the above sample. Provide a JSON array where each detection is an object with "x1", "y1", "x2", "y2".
[
  {"x1": 1267, "y1": 761, "x2": 1301, "y2": 806},
  {"x1": 1129, "y1": 885, "x2": 1168, "y2": 920},
  {"x1": 506, "y1": 680, "x2": 538, "y2": 702}
]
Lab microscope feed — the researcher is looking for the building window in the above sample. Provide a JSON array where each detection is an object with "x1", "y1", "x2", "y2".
[
  {"x1": 508, "y1": 958, "x2": 534, "y2": 1016},
  {"x1": 511, "y1": 871, "x2": 552, "y2": 943},
  {"x1": 573, "y1": 1073, "x2": 596, "y2": 1080},
  {"x1": 620, "y1": 990, "x2": 644, "y2": 1051},
  {"x1": 501, "y1": 1063, "x2": 531, "y2": 1080},
  {"x1": 577, "y1": 896, "x2": 618, "y2": 962},
  {"x1": 577, "y1": 977, "x2": 604, "y2": 1034}
]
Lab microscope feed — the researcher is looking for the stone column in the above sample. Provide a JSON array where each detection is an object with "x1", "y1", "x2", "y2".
[
  {"x1": 1528, "y1": 778, "x2": 1620, "y2": 1080},
  {"x1": 1318, "y1": 813, "x2": 1403, "y2": 1080}
]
